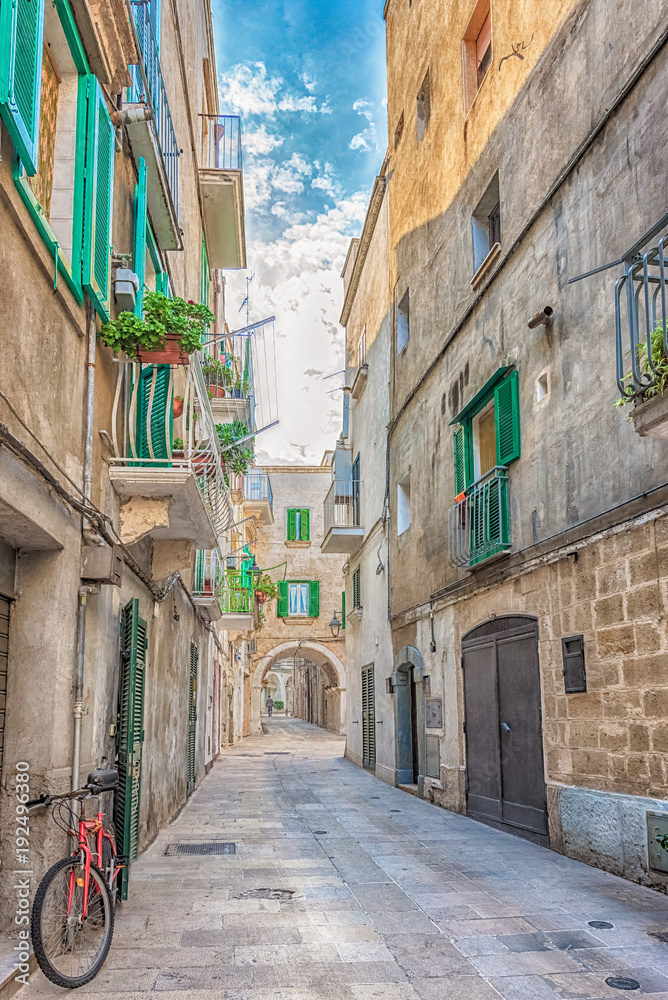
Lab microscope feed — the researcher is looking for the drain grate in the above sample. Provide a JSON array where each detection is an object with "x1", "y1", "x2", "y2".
[
  {"x1": 236, "y1": 888, "x2": 296, "y2": 900},
  {"x1": 165, "y1": 842, "x2": 236, "y2": 856},
  {"x1": 605, "y1": 978, "x2": 641, "y2": 991}
]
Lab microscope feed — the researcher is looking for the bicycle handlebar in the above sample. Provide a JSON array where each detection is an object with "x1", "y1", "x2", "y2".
[{"x1": 26, "y1": 781, "x2": 117, "y2": 809}]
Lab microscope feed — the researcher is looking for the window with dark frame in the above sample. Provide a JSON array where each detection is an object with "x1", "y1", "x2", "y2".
[
  {"x1": 462, "y1": 0, "x2": 492, "y2": 114},
  {"x1": 471, "y1": 172, "x2": 501, "y2": 275},
  {"x1": 416, "y1": 70, "x2": 431, "y2": 143}
]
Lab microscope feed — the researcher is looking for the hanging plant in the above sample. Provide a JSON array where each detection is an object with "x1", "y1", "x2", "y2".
[
  {"x1": 100, "y1": 291, "x2": 215, "y2": 362},
  {"x1": 216, "y1": 420, "x2": 254, "y2": 476},
  {"x1": 616, "y1": 323, "x2": 668, "y2": 407},
  {"x1": 255, "y1": 575, "x2": 277, "y2": 603}
]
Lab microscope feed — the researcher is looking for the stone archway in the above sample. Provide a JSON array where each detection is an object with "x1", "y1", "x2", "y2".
[
  {"x1": 252, "y1": 641, "x2": 346, "y2": 735},
  {"x1": 393, "y1": 646, "x2": 426, "y2": 796}
]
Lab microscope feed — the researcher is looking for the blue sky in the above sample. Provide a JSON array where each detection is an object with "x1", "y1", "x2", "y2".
[{"x1": 211, "y1": 0, "x2": 387, "y2": 463}]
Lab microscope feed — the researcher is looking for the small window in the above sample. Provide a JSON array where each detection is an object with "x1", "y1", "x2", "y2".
[
  {"x1": 463, "y1": 0, "x2": 492, "y2": 114},
  {"x1": 416, "y1": 70, "x2": 430, "y2": 143},
  {"x1": 472, "y1": 172, "x2": 500, "y2": 274},
  {"x1": 397, "y1": 289, "x2": 410, "y2": 353},
  {"x1": 352, "y1": 566, "x2": 361, "y2": 610},
  {"x1": 288, "y1": 582, "x2": 310, "y2": 616},
  {"x1": 287, "y1": 508, "x2": 310, "y2": 541},
  {"x1": 471, "y1": 400, "x2": 496, "y2": 481},
  {"x1": 397, "y1": 474, "x2": 411, "y2": 535},
  {"x1": 394, "y1": 112, "x2": 404, "y2": 149},
  {"x1": 536, "y1": 372, "x2": 548, "y2": 402},
  {"x1": 357, "y1": 327, "x2": 367, "y2": 367},
  {"x1": 562, "y1": 635, "x2": 586, "y2": 693}
]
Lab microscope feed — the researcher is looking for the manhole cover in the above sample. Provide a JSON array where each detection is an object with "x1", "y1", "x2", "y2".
[
  {"x1": 236, "y1": 888, "x2": 296, "y2": 900},
  {"x1": 605, "y1": 978, "x2": 641, "y2": 991},
  {"x1": 589, "y1": 920, "x2": 614, "y2": 929},
  {"x1": 314, "y1": 830, "x2": 328, "y2": 835},
  {"x1": 165, "y1": 842, "x2": 236, "y2": 856}
]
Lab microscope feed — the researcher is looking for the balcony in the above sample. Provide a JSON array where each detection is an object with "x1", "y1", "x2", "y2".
[
  {"x1": 228, "y1": 473, "x2": 245, "y2": 504},
  {"x1": 244, "y1": 471, "x2": 274, "y2": 525},
  {"x1": 201, "y1": 328, "x2": 254, "y2": 428},
  {"x1": 448, "y1": 467, "x2": 510, "y2": 569},
  {"x1": 108, "y1": 356, "x2": 233, "y2": 549},
  {"x1": 219, "y1": 571, "x2": 254, "y2": 631},
  {"x1": 126, "y1": 1, "x2": 181, "y2": 250},
  {"x1": 193, "y1": 549, "x2": 223, "y2": 623},
  {"x1": 200, "y1": 114, "x2": 246, "y2": 269},
  {"x1": 322, "y1": 480, "x2": 364, "y2": 554}
]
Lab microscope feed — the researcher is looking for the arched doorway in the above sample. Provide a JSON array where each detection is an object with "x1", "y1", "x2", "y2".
[
  {"x1": 462, "y1": 615, "x2": 547, "y2": 842},
  {"x1": 393, "y1": 646, "x2": 426, "y2": 796},
  {"x1": 252, "y1": 641, "x2": 346, "y2": 736}
]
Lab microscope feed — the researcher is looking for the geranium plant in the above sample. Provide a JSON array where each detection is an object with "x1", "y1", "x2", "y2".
[
  {"x1": 255, "y1": 575, "x2": 277, "y2": 601},
  {"x1": 100, "y1": 291, "x2": 215, "y2": 360}
]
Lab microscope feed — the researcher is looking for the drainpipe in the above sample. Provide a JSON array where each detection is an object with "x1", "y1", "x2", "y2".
[{"x1": 72, "y1": 584, "x2": 100, "y2": 792}]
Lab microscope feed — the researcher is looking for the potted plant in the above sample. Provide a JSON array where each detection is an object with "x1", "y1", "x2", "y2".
[
  {"x1": 216, "y1": 420, "x2": 254, "y2": 475},
  {"x1": 173, "y1": 395, "x2": 184, "y2": 419},
  {"x1": 201, "y1": 356, "x2": 231, "y2": 397},
  {"x1": 100, "y1": 291, "x2": 215, "y2": 365},
  {"x1": 617, "y1": 323, "x2": 668, "y2": 438},
  {"x1": 255, "y1": 574, "x2": 277, "y2": 605}
]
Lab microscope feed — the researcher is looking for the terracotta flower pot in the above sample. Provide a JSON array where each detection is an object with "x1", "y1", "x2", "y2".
[
  {"x1": 136, "y1": 333, "x2": 190, "y2": 366},
  {"x1": 192, "y1": 452, "x2": 216, "y2": 476},
  {"x1": 208, "y1": 384, "x2": 226, "y2": 398},
  {"x1": 173, "y1": 398, "x2": 184, "y2": 419},
  {"x1": 256, "y1": 591, "x2": 267, "y2": 604}
]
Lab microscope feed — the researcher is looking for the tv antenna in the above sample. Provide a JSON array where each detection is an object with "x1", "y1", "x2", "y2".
[{"x1": 239, "y1": 272, "x2": 255, "y2": 327}]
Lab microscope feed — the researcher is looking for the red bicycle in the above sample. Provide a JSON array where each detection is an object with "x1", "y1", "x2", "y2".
[{"x1": 27, "y1": 769, "x2": 125, "y2": 988}]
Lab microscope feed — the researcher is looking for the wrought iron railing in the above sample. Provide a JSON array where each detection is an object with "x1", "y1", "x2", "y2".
[
  {"x1": 221, "y1": 571, "x2": 254, "y2": 615},
  {"x1": 193, "y1": 549, "x2": 222, "y2": 599},
  {"x1": 324, "y1": 480, "x2": 362, "y2": 536},
  {"x1": 204, "y1": 114, "x2": 242, "y2": 171},
  {"x1": 129, "y1": 0, "x2": 179, "y2": 218},
  {"x1": 448, "y1": 467, "x2": 510, "y2": 568},
  {"x1": 615, "y1": 235, "x2": 668, "y2": 400},
  {"x1": 246, "y1": 472, "x2": 273, "y2": 512},
  {"x1": 108, "y1": 355, "x2": 233, "y2": 538}
]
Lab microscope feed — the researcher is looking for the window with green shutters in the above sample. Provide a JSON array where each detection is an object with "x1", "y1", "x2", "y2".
[
  {"x1": 341, "y1": 590, "x2": 346, "y2": 629},
  {"x1": 287, "y1": 508, "x2": 310, "y2": 541},
  {"x1": 277, "y1": 580, "x2": 319, "y2": 617},
  {"x1": 450, "y1": 368, "x2": 519, "y2": 566},
  {"x1": 133, "y1": 157, "x2": 148, "y2": 317},
  {"x1": 7, "y1": 1, "x2": 114, "y2": 310},
  {"x1": 352, "y1": 566, "x2": 361, "y2": 610},
  {"x1": 114, "y1": 598, "x2": 147, "y2": 901}
]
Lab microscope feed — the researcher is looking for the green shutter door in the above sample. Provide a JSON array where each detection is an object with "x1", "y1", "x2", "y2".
[
  {"x1": 0, "y1": 0, "x2": 44, "y2": 175},
  {"x1": 453, "y1": 426, "x2": 466, "y2": 496},
  {"x1": 277, "y1": 580, "x2": 288, "y2": 617},
  {"x1": 495, "y1": 370, "x2": 521, "y2": 466},
  {"x1": 361, "y1": 665, "x2": 375, "y2": 769},
  {"x1": 309, "y1": 580, "x2": 320, "y2": 618},
  {"x1": 287, "y1": 509, "x2": 297, "y2": 541},
  {"x1": 187, "y1": 643, "x2": 198, "y2": 796},
  {"x1": 114, "y1": 598, "x2": 147, "y2": 901},
  {"x1": 82, "y1": 76, "x2": 115, "y2": 320},
  {"x1": 341, "y1": 590, "x2": 345, "y2": 630},
  {"x1": 300, "y1": 509, "x2": 310, "y2": 541},
  {"x1": 133, "y1": 157, "x2": 148, "y2": 316},
  {"x1": 136, "y1": 365, "x2": 173, "y2": 463}
]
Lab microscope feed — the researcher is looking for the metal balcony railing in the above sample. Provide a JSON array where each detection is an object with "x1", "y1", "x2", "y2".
[
  {"x1": 245, "y1": 472, "x2": 273, "y2": 511},
  {"x1": 204, "y1": 114, "x2": 242, "y2": 171},
  {"x1": 324, "y1": 480, "x2": 362, "y2": 535},
  {"x1": 448, "y1": 467, "x2": 510, "y2": 568},
  {"x1": 129, "y1": 0, "x2": 179, "y2": 218},
  {"x1": 108, "y1": 355, "x2": 233, "y2": 537},
  {"x1": 221, "y1": 571, "x2": 254, "y2": 615},
  {"x1": 615, "y1": 234, "x2": 668, "y2": 400},
  {"x1": 193, "y1": 549, "x2": 222, "y2": 599}
]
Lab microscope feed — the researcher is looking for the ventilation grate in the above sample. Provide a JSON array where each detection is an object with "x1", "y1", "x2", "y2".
[{"x1": 165, "y1": 842, "x2": 236, "y2": 856}]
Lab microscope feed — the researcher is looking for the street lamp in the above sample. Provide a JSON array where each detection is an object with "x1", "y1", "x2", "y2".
[
  {"x1": 328, "y1": 611, "x2": 342, "y2": 638},
  {"x1": 248, "y1": 556, "x2": 262, "y2": 588}
]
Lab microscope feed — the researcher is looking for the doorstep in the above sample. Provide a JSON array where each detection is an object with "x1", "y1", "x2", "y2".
[
  {"x1": 398, "y1": 783, "x2": 420, "y2": 797},
  {"x1": 0, "y1": 938, "x2": 36, "y2": 1000}
]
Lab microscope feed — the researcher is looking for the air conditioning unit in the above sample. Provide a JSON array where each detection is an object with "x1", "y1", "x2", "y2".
[{"x1": 226, "y1": 556, "x2": 237, "y2": 571}]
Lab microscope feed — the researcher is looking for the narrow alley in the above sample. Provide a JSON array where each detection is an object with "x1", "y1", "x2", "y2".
[{"x1": 20, "y1": 719, "x2": 668, "y2": 1000}]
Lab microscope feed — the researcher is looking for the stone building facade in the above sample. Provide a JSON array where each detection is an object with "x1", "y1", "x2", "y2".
[
  {"x1": 251, "y1": 464, "x2": 346, "y2": 735},
  {"x1": 331, "y1": 0, "x2": 668, "y2": 889},
  {"x1": 0, "y1": 0, "x2": 253, "y2": 949}
]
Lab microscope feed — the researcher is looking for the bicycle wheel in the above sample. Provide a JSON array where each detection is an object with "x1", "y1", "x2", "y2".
[
  {"x1": 31, "y1": 856, "x2": 114, "y2": 988},
  {"x1": 101, "y1": 821, "x2": 118, "y2": 908}
]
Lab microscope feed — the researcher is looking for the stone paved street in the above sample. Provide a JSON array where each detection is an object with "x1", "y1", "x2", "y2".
[{"x1": 22, "y1": 719, "x2": 668, "y2": 999}]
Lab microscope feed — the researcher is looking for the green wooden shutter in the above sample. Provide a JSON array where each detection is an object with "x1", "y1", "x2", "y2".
[
  {"x1": 136, "y1": 365, "x2": 173, "y2": 462},
  {"x1": 300, "y1": 509, "x2": 310, "y2": 541},
  {"x1": 341, "y1": 590, "x2": 345, "y2": 629},
  {"x1": 82, "y1": 77, "x2": 115, "y2": 320},
  {"x1": 362, "y1": 666, "x2": 375, "y2": 769},
  {"x1": 309, "y1": 580, "x2": 320, "y2": 618},
  {"x1": 495, "y1": 370, "x2": 520, "y2": 466},
  {"x1": 453, "y1": 426, "x2": 466, "y2": 496},
  {"x1": 287, "y1": 509, "x2": 297, "y2": 541},
  {"x1": 0, "y1": 0, "x2": 44, "y2": 176},
  {"x1": 187, "y1": 643, "x2": 198, "y2": 796},
  {"x1": 277, "y1": 580, "x2": 288, "y2": 617},
  {"x1": 201, "y1": 235, "x2": 210, "y2": 307},
  {"x1": 155, "y1": 271, "x2": 170, "y2": 296},
  {"x1": 133, "y1": 157, "x2": 148, "y2": 316},
  {"x1": 114, "y1": 598, "x2": 146, "y2": 901}
]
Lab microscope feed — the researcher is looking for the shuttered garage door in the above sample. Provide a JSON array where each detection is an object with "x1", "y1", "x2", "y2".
[{"x1": 0, "y1": 597, "x2": 9, "y2": 774}]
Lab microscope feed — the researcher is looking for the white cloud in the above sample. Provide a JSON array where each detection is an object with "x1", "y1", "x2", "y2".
[
  {"x1": 242, "y1": 124, "x2": 284, "y2": 156},
  {"x1": 225, "y1": 195, "x2": 369, "y2": 464},
  {"x1": 311, "y1": 161, "x2": 342, "y2": 198},
  {"x1": 219, "y1": 62, "x2": 331, "y2": 120},
  {"x1": 349, "y1": 132, "x2": 371, "y2": 151},
  {"x1": 299, "y1": 72, "x2": 317, "y2": 93},
  {"x1": 349, "y1": 98, "x2": 382, "y2": 154}
]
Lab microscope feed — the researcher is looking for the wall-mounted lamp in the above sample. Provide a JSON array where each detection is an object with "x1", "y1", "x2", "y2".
[
  {"x1": 527, "y1": 305, "x2": 554, "y2": 329},
  {"x1": 328, "y1": 612, "x2": 343, "y2": 638},
  {"x1": 248, "y1": 556, "x2": 262, "y2": 588}
]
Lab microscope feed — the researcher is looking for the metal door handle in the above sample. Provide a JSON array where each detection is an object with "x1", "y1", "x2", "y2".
[{"x1": 501, "y1": 722, "x2": 511, "y2": 732}]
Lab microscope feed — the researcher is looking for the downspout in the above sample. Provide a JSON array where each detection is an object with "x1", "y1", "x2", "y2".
[{"x1": 72, "y1": 299, "x2": 98, "y2": 792}]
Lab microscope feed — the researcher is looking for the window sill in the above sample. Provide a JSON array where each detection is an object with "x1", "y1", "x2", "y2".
[
  {"x1": 347, "y1": 607, "x2": 363, "y2": 626},
  {"x1": 284, "y1": 614, "x2": 315, "y2": 621},
  {"x1": 471, "y1": 241, "x2": 501, "y2": 289},
  {"x1": 285, "y1": 540, "x2": 311, "y2": 548},
  {"x1": 351, "y1": 364, "x2": 368, "y2": 401}
]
